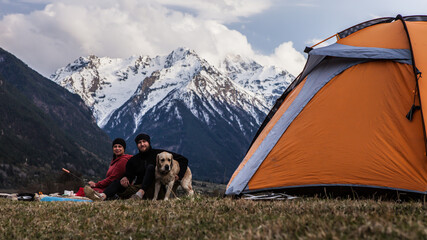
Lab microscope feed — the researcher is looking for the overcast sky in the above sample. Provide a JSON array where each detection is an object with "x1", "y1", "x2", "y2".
[{"x1": 1, "y1": 0, "x2": 427, "y2": 77}]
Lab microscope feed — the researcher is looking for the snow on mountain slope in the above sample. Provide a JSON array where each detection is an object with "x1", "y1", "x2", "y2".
[
  {"x1": 51, "y1": 48, "x2": 289, "y2": 129},
  {"x1": 104, "y1": 48, "x2": 268, "y2": 138},
  {"x1": 220, "y1": 54, "x2": 294, "y2": 106},
  {"x1": 131, "y1": 48, "x2": 205, "y2": 130},
  {"x1": 49, "y1": 47, "x2": 295, "y2": 182},
  {"x1": 50, "y1": 54, "x2": 163, "y2": 127},
  {"x1": 101, "y1": 48, "x2": 271, "y2": 180}
]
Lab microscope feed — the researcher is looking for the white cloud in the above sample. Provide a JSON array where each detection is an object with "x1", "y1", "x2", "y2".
[
  {"x1": 0, "y1": 0, "x2": 305, "y2": 77},
  {"x1": 254, "y1": 42, "x2": 306, "y2": 76}
]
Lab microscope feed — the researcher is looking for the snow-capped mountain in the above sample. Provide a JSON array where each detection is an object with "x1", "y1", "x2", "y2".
[
  {"x1": 51, "y1": 54, "x2": 163, "y2": 127},
  {"x1": 50, "y1": 47, "x2": 294, "y2": 182},
  {"x1": 220, "y1": 55, "x2": 293, "y2": 106}
]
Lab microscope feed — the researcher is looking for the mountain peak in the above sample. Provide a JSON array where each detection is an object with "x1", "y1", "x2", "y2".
[
  {"x1": 49, "y1": 48, "x2": 294, "y2": 182},
  {"x1": 68, "y1": 55, "x2": 101, "y2": 72},
  {"x1": 164, "y1": 47, "x2": 200, "y2": 68},
  {"x1": 220, "y1": 54, "x2": 294, "y2": 106},
  {"x1": 222, "y1": 54, "x2": 262, "y2": 74},
  {"x1": 51, "y1": 49, "x2": 293, "y2": 127}
]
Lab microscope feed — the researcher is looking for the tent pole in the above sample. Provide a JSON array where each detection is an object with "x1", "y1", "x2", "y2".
[{"x1": 396, "y1": 14, "x2": 427, "y2": 155}]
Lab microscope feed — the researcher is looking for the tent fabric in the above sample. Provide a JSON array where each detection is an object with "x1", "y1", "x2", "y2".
[
  {"x1": 407, "y1": 22, "x2": 427, "y2": 133},
  {"x1": 337, "y1": 17, "x2": 394, "y2": 39},
  {"x1": 227, "y1": 58, "x2": 368, "y2": 195},
  {"x1": 338, "y1": 21, "x2": 409, "y2": 49},
  {"x1": 338, "y1": 15, "x2": 427, "y2": 39},
  {"x1": 248, "y1": 54, "x2": 325, "y2": 148},
  {"x1": 246, "y1": 43, "x2": 412, "y2": 153},
  {"x1": 247, "y1": 61, "x2": 426, "y2": 193},
  {"x1": 242, "y1": 184, "x2": 424, "y2": 195},
  {"x1": 228, "y1": 78, "x2": 308, "y2": 193},
  {"x1": 309, "y1": 43, "x2": 412, "y2": 60},
  {"x1": 226, "y1": 15, "x2": 427, "y2": 196}
]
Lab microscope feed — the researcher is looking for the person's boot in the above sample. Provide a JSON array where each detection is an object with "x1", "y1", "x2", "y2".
[{"x1": 83, "y1": 186, "x2": 105, "y2": 201}]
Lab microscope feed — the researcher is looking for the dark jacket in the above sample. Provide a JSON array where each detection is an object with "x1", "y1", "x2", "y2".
[{"x1": 124, "y1": 147, "x2": 189, "y2": 190}]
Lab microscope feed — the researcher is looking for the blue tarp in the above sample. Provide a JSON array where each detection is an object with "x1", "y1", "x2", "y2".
[{"x1": 40, "y1": 196, "x2": 92, "y2": 202}]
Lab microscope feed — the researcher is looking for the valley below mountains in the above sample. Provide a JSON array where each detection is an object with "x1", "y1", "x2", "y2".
[{"x1": 50, "y1": 47, "x2": 294, "y2": 183}]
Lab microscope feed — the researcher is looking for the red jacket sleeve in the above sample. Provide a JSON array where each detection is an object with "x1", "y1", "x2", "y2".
[{"x1": 95, "y1": 154, "x2": 131, "y2": 189}]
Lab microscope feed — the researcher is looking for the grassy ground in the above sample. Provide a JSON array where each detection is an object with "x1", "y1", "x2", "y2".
[{"x1": 1, "y1": 195, "x2": 426, "y2": 239}]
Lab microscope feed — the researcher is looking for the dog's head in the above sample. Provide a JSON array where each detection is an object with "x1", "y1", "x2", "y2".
[{"x1": 156, "y1": 151, "x2": 174, "y2": 174}]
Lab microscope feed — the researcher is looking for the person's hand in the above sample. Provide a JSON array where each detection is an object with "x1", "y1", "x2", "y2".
[
  {"x1": 120, "y1": 177, "x2": 130, "y2": 187},
  {"x1": 175, "y1": 175, "x2": 179, "y2": 181},
  {"x1": 88, "y1": 181, "x2": 96, "y2": 188}
]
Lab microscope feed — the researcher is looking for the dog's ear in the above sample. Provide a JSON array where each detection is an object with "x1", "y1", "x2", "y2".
[{"x1": 156, "y1": 153, "x2": 160, "y2": 164}]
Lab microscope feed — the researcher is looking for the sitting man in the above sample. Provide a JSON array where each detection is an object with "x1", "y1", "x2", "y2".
[{"x1": 85, "y1": 133, "x2": 188, "y2": 200}]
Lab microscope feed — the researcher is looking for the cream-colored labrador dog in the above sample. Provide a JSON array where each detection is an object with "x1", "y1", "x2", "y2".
[{"x1": 153, "y1": 151, "x2": 194, "y2": 200}]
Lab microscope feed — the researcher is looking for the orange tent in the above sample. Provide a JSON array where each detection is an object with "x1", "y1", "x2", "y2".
[{"x1": 226, "y1": 15, "x2": 427, "y2": 196}]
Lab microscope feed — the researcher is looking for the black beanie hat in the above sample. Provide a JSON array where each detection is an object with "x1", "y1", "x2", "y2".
[
  {"x1": 112, "y1": 138, "x2": 126, "y2": 150},
  {"x1": 134, "y1": 133, "x2": 151, "y2": 144}
]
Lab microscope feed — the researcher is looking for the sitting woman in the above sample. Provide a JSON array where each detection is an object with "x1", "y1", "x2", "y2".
[{"x1": 77, "y1": 138, "x2": 132, "y2": 197}]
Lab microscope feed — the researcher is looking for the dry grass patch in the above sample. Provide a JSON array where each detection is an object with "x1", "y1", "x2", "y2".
[{"x1": 0, "y1": 196, "x2": 426, "y2": 239}]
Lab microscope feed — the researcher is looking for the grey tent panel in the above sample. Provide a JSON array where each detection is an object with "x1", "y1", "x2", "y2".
[{"x1": 310, "y1": 43, "x2": 411, "y2": 60}]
